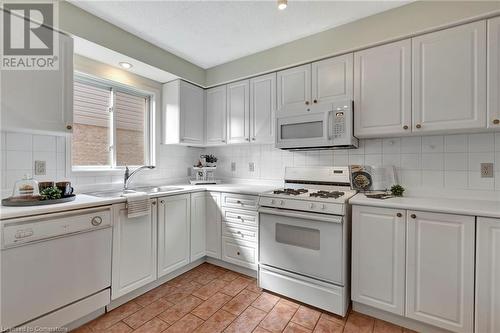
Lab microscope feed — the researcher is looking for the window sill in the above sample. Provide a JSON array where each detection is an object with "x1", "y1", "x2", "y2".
[{"x1": 71, "y1": 168, "x2": 125, "y2": 176}]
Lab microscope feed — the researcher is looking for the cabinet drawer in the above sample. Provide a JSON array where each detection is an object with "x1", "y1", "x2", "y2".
[
  {"x1": 222, "y1": 208, "x2": 258, "y2": 227},
  {"x1": 221, "y1": 193, "x2": 258, "y2": 210},
  {"x1": 222, "y1": 222, "x2": 257, "y2": 243},
  {"x1": 222, "y1": 237, "x2": 257, "y2": 270}
]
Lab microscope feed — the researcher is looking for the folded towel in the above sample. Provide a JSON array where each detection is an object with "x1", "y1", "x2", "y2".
[{"x1": 121, "y1": 191, "x2": 150, "y2": 218}]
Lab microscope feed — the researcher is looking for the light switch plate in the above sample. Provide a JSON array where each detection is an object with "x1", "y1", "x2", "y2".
[
  {"x1": 481, "y1": 163, "x2": 494, "y2": 178},
  {"x1": 35, "y1": 160, "x2": 46, "y2": 175},
  {"x1": 231, "y1": 162, "x2": 236, "y2": 172}
]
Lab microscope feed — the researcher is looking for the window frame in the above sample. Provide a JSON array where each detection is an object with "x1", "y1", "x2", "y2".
[{"x1": 70, "y1": 73, "x2": 155, "y2": 173}]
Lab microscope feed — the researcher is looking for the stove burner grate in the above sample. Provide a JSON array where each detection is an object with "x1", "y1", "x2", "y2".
[
  {"x1": 273, "y1": 188, "x2": 308, "y2": 196},
  {"x1": 309, "y1": 190, "x2": 345, "y2": 199}
]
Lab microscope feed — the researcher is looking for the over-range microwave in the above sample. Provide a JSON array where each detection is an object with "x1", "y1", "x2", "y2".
[{"x1": 275, "y1": 101, "x2": 358, "y2": 150}]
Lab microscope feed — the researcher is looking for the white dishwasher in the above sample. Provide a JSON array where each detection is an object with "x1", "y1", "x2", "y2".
[{"x1": 1, "y1": 206, "x2": 113, "y2": 330}]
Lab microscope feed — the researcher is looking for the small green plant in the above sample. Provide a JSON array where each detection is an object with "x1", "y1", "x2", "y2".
[
  {"x1": 40, "y1": 186, "x2": 62, "y2": 200},
  {"x1": 390, "y1": 184, "x2": 405, "y2": 197}
]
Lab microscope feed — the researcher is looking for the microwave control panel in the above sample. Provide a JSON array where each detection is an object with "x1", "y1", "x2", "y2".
[{"x1": 333, "y1": 111, "x2": 346, "y2": 139}]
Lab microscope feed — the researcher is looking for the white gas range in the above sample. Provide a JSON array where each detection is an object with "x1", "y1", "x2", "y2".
[{"x1": 258, "y1": 167, "x2": 355, "y2": 316}]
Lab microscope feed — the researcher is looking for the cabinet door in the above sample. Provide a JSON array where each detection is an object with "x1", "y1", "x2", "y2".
[
  {"x1": 190, "y1": 192, "x2": 206, "y2": 262},
  {"x1": 180, "y1": 81, "x2": 204, "y2": 144},
  {"x1": 406, "y1": 211, "x2": 474, "y2": 333},
  {"x1": 1, "y1": 31, "x2": 73, "y2": 134},
  {"x1": 227, "y1": 80, "x2": 250, "y2": 144},
  {"x1": 277, "y1": 64, "x2": 311, "y2": 113},
  {"x1": 488, "y1": 17, "x2": 500, "y2": 128},
  {"x1": 312, "y1": 54, "x2": 353, "y2": 104},
  {"x1": 250, "y1": 73, "x2": 276, "y2": 144},
  {"x1": 354, "y1": 39, "x2": 411, "y2": 138},
  {"x1": 476, "y1": 217, "x2": 500, "y2": 333},
  {"x1": 412, "y1": 21, "x2": 487, "y2": 133},
  {"x1": 205, "y1": 86, "x2": 227, "y2": 145},
  {"x1": 158, "y1": 194, "x2": 191, "y2": 277},
  {"x1": 351, "y1": 205, "x2": 406, "y2": 315},
  {"x1": 206, "y1": 192, "x2": 222, "y2": 259},
  {"x1": 112, "y1": 201, "x2": 157, "y2": 299}
]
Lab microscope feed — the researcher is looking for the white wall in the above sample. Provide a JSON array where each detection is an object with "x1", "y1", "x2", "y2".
[{"x1": 205, "y1": 133, "x2": 500, "y2": 193}]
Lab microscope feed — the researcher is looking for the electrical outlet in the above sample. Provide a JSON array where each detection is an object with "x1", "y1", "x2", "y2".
[
  {"x1": 187, "y1": 167, "x2": 192, "y2": 177},
  {"x1": 34, "y1": 160, "x2": 46, "y2": 175},
  {"x1": 231, "y1": 162, "x2": 236, "y2": 172},
  {"x1": 249, "y1": 162, "x2": 255, "y2": 172},
  {"x1": 481, "y1": 163, "x2": 494, "y2": 178}
]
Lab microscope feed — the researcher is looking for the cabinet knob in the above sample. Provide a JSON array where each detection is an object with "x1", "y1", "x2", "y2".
[
  {"x1": 66, "y1": 124, "x2": 73, "y2": 130},
  {"x1": 237, "y1": 251, "x2": 240, "y2": 256},
  {"x1": 91, "y1": 216, "x2": 102, "y2": 226},
  {"x1": 397, "y1": 213, "x2": 402, "y2": 217},
  {"x1": 313, "y1": 100, "x2": 318, "y2": 104},
  {"x1": 222, "y1": 140, "x2": 226, "y2": 143},
  {"x1": 415, "y1": 124, "x2": 422, "y2": 129},
  {"x1": 252, "y1": 138, "x2": 256, "y2": 141},
  {"x1": 410, "y1": 214, "x2": 416, "y2": 219},
  {"x1": 493, "y1": 119, "x2": 500, "y2": 125},
  {"x1": 236, "y1": 200, "x2": 242, "y2": 204},
  {"x1": 305, "y1": 101, "x2": 310, "y2": 105},
  {"x1": 237, "y1": 216, "x2": 242, "y2": 219},
  {"x1": 160, "y1": 200, "x2": 165, "y2": 204},
  {"x1": 152, "y1": 201, "x2": 156, "y2": 206},
  {"x1": 245, "y1": 138, "x2": 250, "y2": 141},
  {"x1": 403, "y1": 125, "x2": 409, "y2": 130}
]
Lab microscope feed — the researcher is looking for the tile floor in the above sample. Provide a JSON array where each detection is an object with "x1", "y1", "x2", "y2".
[{"x1": 73, "y1": 263, "x2": 418, "y2": 333}]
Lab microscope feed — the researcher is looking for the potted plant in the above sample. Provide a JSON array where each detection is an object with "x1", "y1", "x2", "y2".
[{"x1": 204, "y1": 154, "x2": 218, "y2": 167}]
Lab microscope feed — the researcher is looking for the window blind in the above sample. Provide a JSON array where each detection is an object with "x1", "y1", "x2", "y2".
[{"x1": 73, "y1": 81, "x2": 110, "y2": 127}]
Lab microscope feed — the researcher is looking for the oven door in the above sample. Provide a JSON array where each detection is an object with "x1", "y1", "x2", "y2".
[
  {"x1": 259, "y1": 207, "x2": 344, "y2": 285},
  {"x1": 276, "y1": 111, "x2": 332, "y2": 149}
]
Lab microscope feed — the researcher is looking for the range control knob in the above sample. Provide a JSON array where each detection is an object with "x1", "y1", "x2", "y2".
[
  {"x1": 321, "y1": 204, "x2": 326, "y2": 210},
  {"x1": 309, "y1": 203, "x2": 315, "y2": 209},
  {"x1": 91, "y1": 216, "x2": 103, "y2": 226},
  {"x1": 270, "y1": 199, "x2": 275, "y2": 204},
  {"x1": 280, "y1": 200, "x2": 285, "y2": 206}
]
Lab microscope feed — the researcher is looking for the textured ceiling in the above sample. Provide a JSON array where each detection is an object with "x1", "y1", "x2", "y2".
[{"x1": 70, "y1": 0, "x2": 410, "y2": 69}]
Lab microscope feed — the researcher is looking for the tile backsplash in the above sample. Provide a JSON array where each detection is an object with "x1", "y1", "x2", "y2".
[
  {"x1": 204, "y1": 133, "x2": 500, "y2": 192},
  {"x1": 0, "y1": 131, "x2": 203, "y2": 192},
  {"x1": 2, "y1": 130, "x2": 500, "y2": 194}
]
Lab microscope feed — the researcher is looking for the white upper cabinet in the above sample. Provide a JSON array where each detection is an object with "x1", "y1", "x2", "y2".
[
  {"x1": 205, "y1": 192, "x2": 222, "y2": 259},
  {"x1": 312, "y1": 54, "x2": 353, "y2": 104},
  {"x1": 406, "y1": 211, "x2": 475, "y2": 333},
  {"x1": 352, "y1": 206, "x2": 406, "y2": 315},
  {"x1": 412, "y1": 21, "x2": 487, "y2": 133},
  {"x1": 111, "y1": 201, "x2": 157, "y2": 299},
  {"x1": 488, "y1": 17, "x2": 500, "y2": 128},
  {"x1": 354, "y1": 39, "x2": 412, "y2": 138},
  {"x1": 1, "y1": 31, "x2": 73, "y2": 134},
  {"x1": 163, "y1": 80, "x2": 204, "y2": 145},
  {"x1": 476, "y1": 217, "x2": 500, "y2": 333},
  {"x1": 158, "y1": 194, "x2": 191, "y2": 278},
  {"x1": 250, "y1": 73, "x2": 276, "y2": 144},
  {"x1": 227, "y1": 80, "x2": 250, "y2": 144},
  {"x1": 277, "y1": 64, "x2": 311, "y2": 113},
  {"x1": 205, "y1": 85, "x2": 227, "y2": 145}
]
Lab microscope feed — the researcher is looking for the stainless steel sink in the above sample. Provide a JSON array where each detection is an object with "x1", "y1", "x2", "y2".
[{"x1": 85, "y1": 186, "x2": 184, "y2": 198}]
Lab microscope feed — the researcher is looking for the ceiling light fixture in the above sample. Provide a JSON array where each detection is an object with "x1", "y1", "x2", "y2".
[
  {"x1": 278, "y1": 0, "x2": 287, "y2": 10},
  {"x1": 119, "y1": 62, "x2": 133, "y2": 69}
]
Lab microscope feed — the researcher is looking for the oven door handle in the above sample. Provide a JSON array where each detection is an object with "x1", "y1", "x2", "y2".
[{"x1": 258, "y1": 207, "x2": 343, "y2": 224}]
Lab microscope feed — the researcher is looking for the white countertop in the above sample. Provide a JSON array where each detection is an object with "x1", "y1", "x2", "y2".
[
  {"x1": 0, "y1": 183, "x2": 279, "y2": 220},
  {"x1": 350, "y1": 193, "x2": 500, "y2": 219}
]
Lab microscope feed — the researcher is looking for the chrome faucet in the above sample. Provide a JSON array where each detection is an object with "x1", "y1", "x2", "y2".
[{"x1": 124, "y1": 165, "x2": 155, "y2": 191}]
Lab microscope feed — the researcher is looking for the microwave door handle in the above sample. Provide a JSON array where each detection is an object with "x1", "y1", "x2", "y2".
[{"x1": 326, "y1": 111, "x2": 332, "y2": 142}]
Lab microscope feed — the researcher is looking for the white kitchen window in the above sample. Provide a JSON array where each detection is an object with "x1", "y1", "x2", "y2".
[{"x1": 71, "y1": 75, "x2": 154, "y2": 171}]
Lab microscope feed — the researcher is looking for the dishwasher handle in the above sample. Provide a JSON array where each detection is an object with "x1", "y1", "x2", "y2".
[{"x1": 258, "y1": 207, "x2": 343, "y2": 224}]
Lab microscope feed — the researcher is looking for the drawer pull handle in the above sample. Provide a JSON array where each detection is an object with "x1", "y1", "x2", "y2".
[
  {"x1": 415, "y1": 124, "x2": 422, "y2": 129},
  {"x1": 396, "y1": 213, "x2": 402, "y2": 217},
  {"x1": 236, "y1": 200, "x2": 242, "y2": 204},
  {"x1": 493, "y1": 119, "x2": 500, "y2": 125},
  {"x1": 237, "y1": 216, "x2": 242, "y2": 219},
  {"x1": 403, "y1": 125, "x2": 408, "y2": 130},
  {"x1": 237, "y1": 251, "x2": 240, "y2": 256},
  {"x1": 410, "y1": 214, "x2": 417, "y2": 219},
  {"x1": 91, "y1": 216, "x2": 102, "y2": 226}
]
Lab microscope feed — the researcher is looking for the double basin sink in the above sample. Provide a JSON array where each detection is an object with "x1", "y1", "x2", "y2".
[{"x1": 85, "y1": 185, "x2": 184, "y2": 198}]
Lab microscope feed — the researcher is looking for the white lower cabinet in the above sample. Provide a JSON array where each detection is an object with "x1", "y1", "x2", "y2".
[
  {"x1": 406, "y1": 211, "x2": 475, "y2": 333},
  {"x1": 352, "y1": 206, "x2": 475, "y2": 333},
  {"x1": 111, "y1": 201, "x2": 157, "y2": 299},
  {"x1": 351, "y1": 206, "x2": 406, "y2": 315},
  {"x1": 206, "y1": 192, "x2": 222, "y2": 259},
  {"x1": 476, "y1": 217, "x2": 500, "y2": 333},
  {"x1": 190, "y1": 192, "x2": 207, "y2": 262},
  {"x1": 221, "y1": 237, "x2": 258, "y2": 270},
  {"x1": 158, "y1": 194, "x2": 191, "y2": 278}
]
